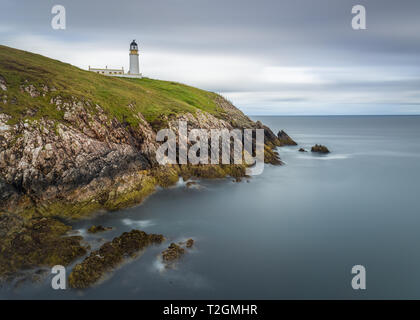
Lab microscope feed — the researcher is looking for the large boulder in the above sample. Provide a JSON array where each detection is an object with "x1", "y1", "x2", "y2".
[{"x1": 311, "y1": 144, "x2": 330, "y2": 154}]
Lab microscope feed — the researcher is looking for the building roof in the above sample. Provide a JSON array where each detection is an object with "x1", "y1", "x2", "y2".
[{"x1": 89, "y1": 67, "x2": 124, "y2": 71}]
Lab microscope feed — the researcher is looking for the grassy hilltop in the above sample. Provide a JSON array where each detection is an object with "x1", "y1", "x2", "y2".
[{"x1": 0, "y1": 45, "x2": 225, "y2": 128}]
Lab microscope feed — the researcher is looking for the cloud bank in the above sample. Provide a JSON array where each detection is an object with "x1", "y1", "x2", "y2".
[{"x1": 1, "y1": 0, "x2": 419, "y2": 115}]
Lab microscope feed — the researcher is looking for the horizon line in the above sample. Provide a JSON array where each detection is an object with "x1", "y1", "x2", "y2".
[{"x1": 247, "y1": 114, "x2": 420, "y2": 117}]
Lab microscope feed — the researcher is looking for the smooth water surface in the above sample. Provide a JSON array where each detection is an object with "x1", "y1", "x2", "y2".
[{"x1": 2, "y1": 116, "x2": 420, "y2": 299}]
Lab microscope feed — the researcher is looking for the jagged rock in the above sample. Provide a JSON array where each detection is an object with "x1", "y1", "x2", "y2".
[
  {"x1": 277, "y1": 130, "x2": 297, "y2": 146},
  {"x1": 186, "y1": 181, "x2": 198, "y2": 188},
  {"x1": 311, "y1": 144, "x2": 330, "y2": 154},
  {"x1": 298, "y1": 148, "x2": 307, "y2": 152},
  {"x1": 186, "y1": 238, "x2": 194, "y2": 248},
  {"x1": 162, "y1": 243, "x2": 185, "y2": 266},
  {"x1": 68, "y1": 230, "x2": 164, "y2": 288},
  {"x1": 87, "y1": 225, "x2": 112, "y2": 233},
  {"x1": 161, "y1": 239, "x2": 194, "y2": 268}
]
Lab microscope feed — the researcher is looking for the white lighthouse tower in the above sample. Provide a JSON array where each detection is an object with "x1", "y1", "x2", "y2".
[
  {"x1": 129, "y1": 40, "x2": 140, "y2": 75},
  {"x1": 88, "y1": 40, "x2": 142, "y2": 78}
]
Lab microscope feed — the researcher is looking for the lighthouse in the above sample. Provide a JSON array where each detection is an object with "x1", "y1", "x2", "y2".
[
  {"x1": 88, "y1": 40, "x2": 142, "y2": 78},
  {"x1": 129, "y1": 40, "x2": 140, "y2": 75}
]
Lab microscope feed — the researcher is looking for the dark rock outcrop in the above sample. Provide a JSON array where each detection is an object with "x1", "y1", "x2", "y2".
[
  {"x1": 161, "y1": 238, "x2": 195, "y2": 268},
  {"x1": 162, "y1": 243, "x2": 185, "y2": 266},
  {"x1": 186, "y1": 238, "x2": 194, "y2": 248},
  {"x1": 87, "y1": 225, "x2": 112, "y2": 234},
  {"x1": 277, "y1": 130, "x2": 297, "y2": 146},
  {"x1": 0, "y1": 213, "x2": 88, "y2": 278},
  {"x1": 68, "y1": 230, "x2": 164, "y2": 288},
  {"x1": 0, "y1": 95, "x2": 285, "y2": 216},
  {"x1": 298, "y1": 148, "x2": 307, "y2": 152},
  {"x1": 311, "y1": 144, "x2": 330, "y2": 154}
]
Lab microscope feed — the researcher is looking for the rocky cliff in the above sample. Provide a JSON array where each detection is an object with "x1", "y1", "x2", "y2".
[{"x1": 0, "y1": 45, "x2": 288, "y2": 218}]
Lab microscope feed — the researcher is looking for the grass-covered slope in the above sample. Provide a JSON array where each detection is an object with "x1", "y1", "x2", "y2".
[{"x1": 0, "y1": 45, "x2": 226, "y2": 127}]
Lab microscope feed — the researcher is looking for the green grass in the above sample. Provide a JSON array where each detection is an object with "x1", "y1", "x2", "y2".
[{"x1": 0, "y1": 45, "x2": 225, "y2": 128}]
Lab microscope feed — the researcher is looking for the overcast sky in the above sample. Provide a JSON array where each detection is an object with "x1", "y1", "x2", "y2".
[{"x1": 1, "y1": 0, "x2": 419, "y2": 115}]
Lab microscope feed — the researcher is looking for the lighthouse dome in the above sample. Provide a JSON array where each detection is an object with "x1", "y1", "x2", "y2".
[{"x1": 130, "y1": 40, "x2": 138, "y2": 50}]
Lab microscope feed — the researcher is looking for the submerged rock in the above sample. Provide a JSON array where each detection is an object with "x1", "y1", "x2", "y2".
[
  {"x1": 0, "y1": 213, "x2": 88, "y2": 279},
  {"x1": 87, "y1": 225, "x2": 112, "y2": 234},
  {"x1": 311, "y1": 144, "x2": 330, "y2": 154},
  {"x1": 277, "y1": 130, "x2": 298, "y2": 146},
  {"x1": 68, "y1": 229, "x2": 164, "y2": 289},
  {"x1": 298, "y1": 148, "x2": 307, "y2": 152},
  {"x1": 186, "y1": 238, "x2": 194, "y2": 248},
  {"x1": 161, "y1": 239, "x2": 194, "y2": 268},
  {"x1": 186, "y1": 181, "x2": 197, "y2": 188},
  {"x1": 162, "y1": 243, "x2": 185, "y2": 264}
]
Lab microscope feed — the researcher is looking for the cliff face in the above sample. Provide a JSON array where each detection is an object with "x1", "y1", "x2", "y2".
[{"x1": 0, "y1": 45, "x2": 285, "y2": 218}]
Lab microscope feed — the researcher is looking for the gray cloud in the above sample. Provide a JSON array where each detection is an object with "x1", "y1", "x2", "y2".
[{"x1": 1, "y1": 0, "x2": 419, "y2": 114}]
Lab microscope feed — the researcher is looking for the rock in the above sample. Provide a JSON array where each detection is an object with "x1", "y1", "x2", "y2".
[
  {"x1": 311, "y1": 144, "x2": 330, "y2": 154},
  {"x1": 0, "y1": 213, "x2": 88, "y2": 279},
  {"x1": 298, "y1": 148, "x2": 307, "y2": 152},
  {"x1": 256, "y1": 121, "x2": 278, "y2": 142},
  {"x1": 20, "y1": 84, "x2": 40, "y2": 98},
  {"x1": 0, "y1": 76, "x2": 7, "y2": 91},
  {"x1": 162, "y1": 243, "x2": 185, "y2": 265},
  {"x1": 186, "y1": 181, "x2": 201, "y2": 189},
  {"x1": 161, "y1": 239, "x2": 194, "y2": 268},
  {"x1": 186, "y1": 238, "x2": 194, "y2": 248},
  {"x1": 87, "y1": 225, "x2": 112, "y2": 233},
  {"x1": 186, "y1": 181, "x2": 196, "y2": 188},
  {"x1": 68, "y1": 229, "x2": 165, "y2": 288},
  {"x1": 277, "y1": 130, "x2": 297, "y2": 146}
]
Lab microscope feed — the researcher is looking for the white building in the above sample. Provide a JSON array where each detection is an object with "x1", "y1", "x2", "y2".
[
  {"x1": 89, "y1": 40, "x2": 142, "y2": 78},
  {"x1": 88, "y1": 66, "x2": 125, "y2": 75}
]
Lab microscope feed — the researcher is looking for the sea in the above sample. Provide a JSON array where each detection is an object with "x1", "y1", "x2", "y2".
[{"x1": 2, "y1": 115, "x2": 420, "y2": 299}]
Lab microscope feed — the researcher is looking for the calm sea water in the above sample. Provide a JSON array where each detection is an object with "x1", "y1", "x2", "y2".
[{"x1": 2, "y1": 116, "x2": 420, "y2": 299}]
